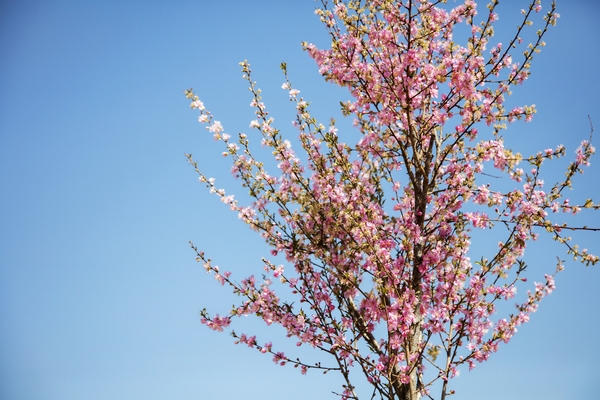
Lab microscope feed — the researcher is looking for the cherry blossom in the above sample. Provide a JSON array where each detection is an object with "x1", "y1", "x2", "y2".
[{"x1": 185, "y1": 1, "x2": 597, "y2": 399}]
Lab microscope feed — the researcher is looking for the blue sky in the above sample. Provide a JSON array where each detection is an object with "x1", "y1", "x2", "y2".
[{"x1": 1, "y1": 1, "x2": 599, "y2": 399}]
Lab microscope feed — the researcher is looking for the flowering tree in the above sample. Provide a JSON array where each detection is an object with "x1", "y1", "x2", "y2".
[{"x1": 185, "y1": 1, "x2": 598, "y2": 399}]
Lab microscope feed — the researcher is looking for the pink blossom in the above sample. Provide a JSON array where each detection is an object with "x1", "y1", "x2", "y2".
[{"x1": 185, "y1": 1, "x2": 596, "y2": 397}]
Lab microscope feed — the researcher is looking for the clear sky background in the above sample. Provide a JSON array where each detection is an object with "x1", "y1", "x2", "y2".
[{"x1": 1, "y1": 1, "x2": 599, "y2": 399}]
